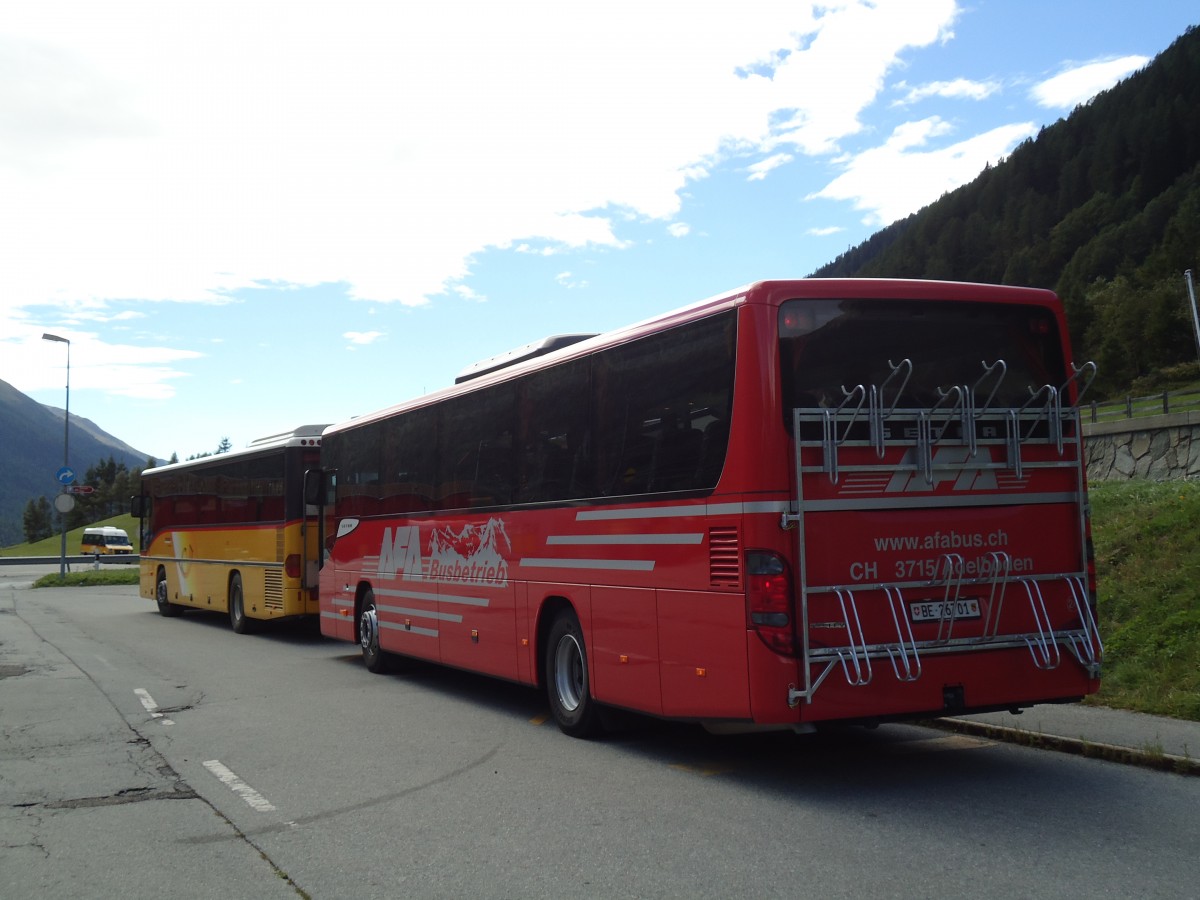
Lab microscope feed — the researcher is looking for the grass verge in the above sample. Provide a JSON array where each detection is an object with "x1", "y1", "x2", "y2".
[
  {"x1": 34, "y1": 569, "x2": 140, "y2": 588},
  {"x1": 1089, "y1": 479, "x2": 1200, "y2": 720}
]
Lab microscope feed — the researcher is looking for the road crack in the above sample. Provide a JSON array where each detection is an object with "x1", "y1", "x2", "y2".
[{"x1": 34, "y1": 784, "x2": 200, "y2": 810}]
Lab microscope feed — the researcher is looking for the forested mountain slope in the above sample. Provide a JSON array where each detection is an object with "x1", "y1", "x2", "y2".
[{"x1": 0, "y1": 378, "x2": 153, "y2": 547}]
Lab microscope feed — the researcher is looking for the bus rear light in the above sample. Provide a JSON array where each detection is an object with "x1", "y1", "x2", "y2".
[
  {"x1": 746, "y1": 550, "x2": 797, "y2": 656},
  {"x1": 285, "y1": 554, "x2": 302, "y2": 579}
]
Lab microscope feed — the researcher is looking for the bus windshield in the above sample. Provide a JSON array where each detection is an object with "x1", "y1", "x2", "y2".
[{"x1": 778, "y1": 297, "x2": 1067, "y2": 420}]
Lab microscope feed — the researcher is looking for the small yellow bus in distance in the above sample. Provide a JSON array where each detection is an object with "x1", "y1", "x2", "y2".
[
  {"x1": 132, "y1": 425, "x2": 327, "y2": 633},
  {"x1": 81, "y1": 526, "x2": 134, "y2": 555}
]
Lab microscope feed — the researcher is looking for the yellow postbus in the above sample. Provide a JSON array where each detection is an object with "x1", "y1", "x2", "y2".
[
  {"x1": 81, "y1": 526, "x2": 134, "y2": 555},
  {"x1": 132, "y1": 425, "x2": 327, "y2": 633}
]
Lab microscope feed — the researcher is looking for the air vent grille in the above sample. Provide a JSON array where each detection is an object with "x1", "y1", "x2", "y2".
[
  {"x1": 264, "y1": 569, "x2": 284, "y2": 610},
  {"x1": 708, "y1": 526, "x2": 741, "y2": 588}
]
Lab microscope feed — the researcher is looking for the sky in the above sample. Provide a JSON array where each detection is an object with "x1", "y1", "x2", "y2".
[{"x1": 2, "y1": 0, "x2": 1197, "y2": 464}]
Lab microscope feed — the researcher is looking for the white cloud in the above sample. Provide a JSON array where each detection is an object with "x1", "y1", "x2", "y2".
[
  {"x1": 1, "y1": 0, "x2": 959, "y2": 311},
  {"x1": 0, "y1": 325, "x2": 202, "y2": 398},
  {"x1": 667, "y1": 223, "x2": 691, "y2": 238},
  {"x1": 806, "y1": 226, "x2": 844, "y2": 237},
  {"x1": 747, "y1": 152, "x2": 794, "y2": 181},
  {"x1": 555, "y1": 271, "x2": 588, "y2": 290},
  {"x1": 452, "y1": 285, "x2": 487, "y2": 303},
  {"x1": 343, "y1": 331, "x2": 385, "y2": 346},
  {"x1": 48, "y1": 307, "x2": 147, "y2": 324},
  {"x1": 809, "y1": 117, "x2": 1036, "y2": 225},
  {"x1": 1031, "y1": 55, "x2": 1148, "y2": 109},
  {"x1": 894, "y1": 77, "x2": 1001, "y2": 105},
  {"x1": 0, "y1": 0, "x2": 965, "y2": 399},
  {"x1": 761, "y1": 0, "x2": 959, "y2": 154}
]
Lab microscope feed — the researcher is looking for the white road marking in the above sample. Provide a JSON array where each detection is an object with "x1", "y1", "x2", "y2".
[
  {"x1": 134, "y1": 688, "x2": 174, "y2": 725},
  {"x1": 202, "y1": 760, "x2": 278, "y2": 812}
]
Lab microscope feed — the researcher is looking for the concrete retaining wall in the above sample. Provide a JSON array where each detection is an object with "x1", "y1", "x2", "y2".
[{"x1": 1083, "y1": 411, "x2": 1200, "y2": 482}]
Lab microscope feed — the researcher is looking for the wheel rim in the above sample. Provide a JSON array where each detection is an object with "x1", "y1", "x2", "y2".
[
  {"x1": 553, "y1": 633, "x2": 585, "y2": 713},
  {"x1": 360, "y1": 605, "x2": 379, "y2": 654},
  {"x1": 231, "y1": 589, "x2": 243, "y2": 623},
  {"x1": 156, "y1": 578, "x2": 168, "y2": 606}
]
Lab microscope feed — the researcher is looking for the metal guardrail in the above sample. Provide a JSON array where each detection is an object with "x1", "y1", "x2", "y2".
[
  {"x1": 0, "y1": 554, "x2": 138, "y2": 567},
  {"x1": 1087, "y1": 387, "x2": 1200, "y2": 424}
]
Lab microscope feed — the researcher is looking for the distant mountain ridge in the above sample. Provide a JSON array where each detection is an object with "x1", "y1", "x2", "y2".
[
  {"x1": 40, "y1": 404, "x2": 154, "y2": 464},
  {"x1": 0, "y1": 377, "x2": 160, "y2": 546}
]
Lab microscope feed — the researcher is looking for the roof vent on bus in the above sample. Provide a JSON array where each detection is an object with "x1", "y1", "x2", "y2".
[
  {"x1": 247, "y1": 424, "x2": 330, "y2": 449},
  {"x1": 454, "y1": 334, "x2": 597, "y2": 384}
]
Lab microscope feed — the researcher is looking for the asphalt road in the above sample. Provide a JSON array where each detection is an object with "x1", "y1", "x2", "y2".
[{"x1": 3, "y1": 578, "x2": 1198, "y2": 899}]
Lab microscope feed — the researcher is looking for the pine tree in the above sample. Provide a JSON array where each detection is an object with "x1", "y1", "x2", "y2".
[{"x1": 22, "y1": 497, "x2": 54, "y2": 543}]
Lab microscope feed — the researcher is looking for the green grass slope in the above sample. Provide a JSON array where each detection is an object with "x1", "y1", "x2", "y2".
[
  {"x1": 1090, "y1": 480, "x2": 1200, "y2": 720},
  {"x1": 0, "y1": 513, "x2": 138, "y2": 557}
]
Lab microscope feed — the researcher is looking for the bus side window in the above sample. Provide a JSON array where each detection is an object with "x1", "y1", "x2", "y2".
[
  {"x1": 438, "y1": 384, "x2": 515, "y2": 510},
  {"x1": 649, "y1": 414, "x2": 703, "y2": 491},
  {"x1": 593, "y1": 313, "x2": 735, "y2": 496},
  {"x1": 694, "y1": 416, "x2": 729, "y2": 486},
  {"x1": 516, "y1": 357, "x2": 591, "y2": 504}
]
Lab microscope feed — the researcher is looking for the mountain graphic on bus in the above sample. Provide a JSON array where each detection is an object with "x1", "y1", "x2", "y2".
[{"x1": 427, "y1": 518, "x2": 512, "y2": 586}]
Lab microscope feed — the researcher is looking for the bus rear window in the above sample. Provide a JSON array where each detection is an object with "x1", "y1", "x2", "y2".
[{"x1": 778, "y1": 297, "x2": 1066, "y2": 423}]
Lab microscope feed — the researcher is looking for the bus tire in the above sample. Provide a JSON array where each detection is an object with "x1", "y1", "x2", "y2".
[
  {"x1": 545, "y1": 610, "x2": 602, "y2": 738},
  {"x1": 229, "y1": 574, "x2": 256, "y2": 634},
  {"x1": 359, "y1": 589, "x2": 390, "y2": 674},
  {"x1": 155, "y1": 567, "x2": 183, "y2": 618}
]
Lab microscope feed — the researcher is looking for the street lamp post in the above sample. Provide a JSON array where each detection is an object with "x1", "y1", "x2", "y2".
[
  {"x1": 42, "y1": 333, "x2": 70, "y2": 578},
  {"x1": 1185, "y1": 270, "x2": 1200, "y2": 364}
]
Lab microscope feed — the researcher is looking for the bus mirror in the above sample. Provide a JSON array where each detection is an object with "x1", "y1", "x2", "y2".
[
  {"x1": 130, "y1": 495, "x2": 146, "y2": 518},
  {"x1": 304, "y1": 470, "x2": 326, "y2": 507}
]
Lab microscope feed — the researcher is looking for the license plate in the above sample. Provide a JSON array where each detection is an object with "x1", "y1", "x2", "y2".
[{"x1": 910, "y1": 597, "x2": 981, "y2": 622}]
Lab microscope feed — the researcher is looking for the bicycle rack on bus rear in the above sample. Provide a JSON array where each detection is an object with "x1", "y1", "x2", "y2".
[{"x1": 786, "y1": 358, "x2": 1103, "y2": 707}]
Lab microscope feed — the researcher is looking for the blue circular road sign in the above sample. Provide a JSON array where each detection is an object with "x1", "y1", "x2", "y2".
[{"x1": 56, "y1": 466, "x2": 76, "y2": 485}]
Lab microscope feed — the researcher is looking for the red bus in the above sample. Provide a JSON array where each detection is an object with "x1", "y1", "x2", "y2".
[{"x1": 314, "y1": 279, "x2": 1101, "y2": 737}]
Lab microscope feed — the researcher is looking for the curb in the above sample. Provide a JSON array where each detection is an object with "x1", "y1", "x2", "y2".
[{"x1": 930, "y1": 717, "x2": 1200, "y2": 777}]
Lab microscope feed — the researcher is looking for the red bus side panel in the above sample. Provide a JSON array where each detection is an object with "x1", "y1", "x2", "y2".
[
  {"x1": 590, "y1": 585, "x2": 662, "y2": 715},
  {"x1": 658, "y1": 589, "x2": 751, "y2": 719}
]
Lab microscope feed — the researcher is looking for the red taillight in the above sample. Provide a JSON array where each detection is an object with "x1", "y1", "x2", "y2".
[
  {"x1": 746, "y1": 550, "x2": 797, "y2": 656},
  {"x1": 285, "y1": 554, "x2": 302, "y2": 579}
]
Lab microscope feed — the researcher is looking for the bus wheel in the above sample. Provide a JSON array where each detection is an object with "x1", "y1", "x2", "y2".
[
  {"x1": 229, "y1": 574, "x2": 256, "y2": 634},
  {"x1": 155, "y1": 568, "x2": 182, "y2": 618},
  {"x1": 545, "y1": 610, "x2": 602, "y2": 738},
  {"x1": 360, "y1": 590, "x2": 390, "y2": 674}
]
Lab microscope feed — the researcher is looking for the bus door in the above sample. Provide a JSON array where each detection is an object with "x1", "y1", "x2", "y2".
[
  {"x1": 302, "y1": 468, "x2": 324, "y2": 592},
  {"x1": 785, "y1": 359, "x2": 1103, "y2": 716}
]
